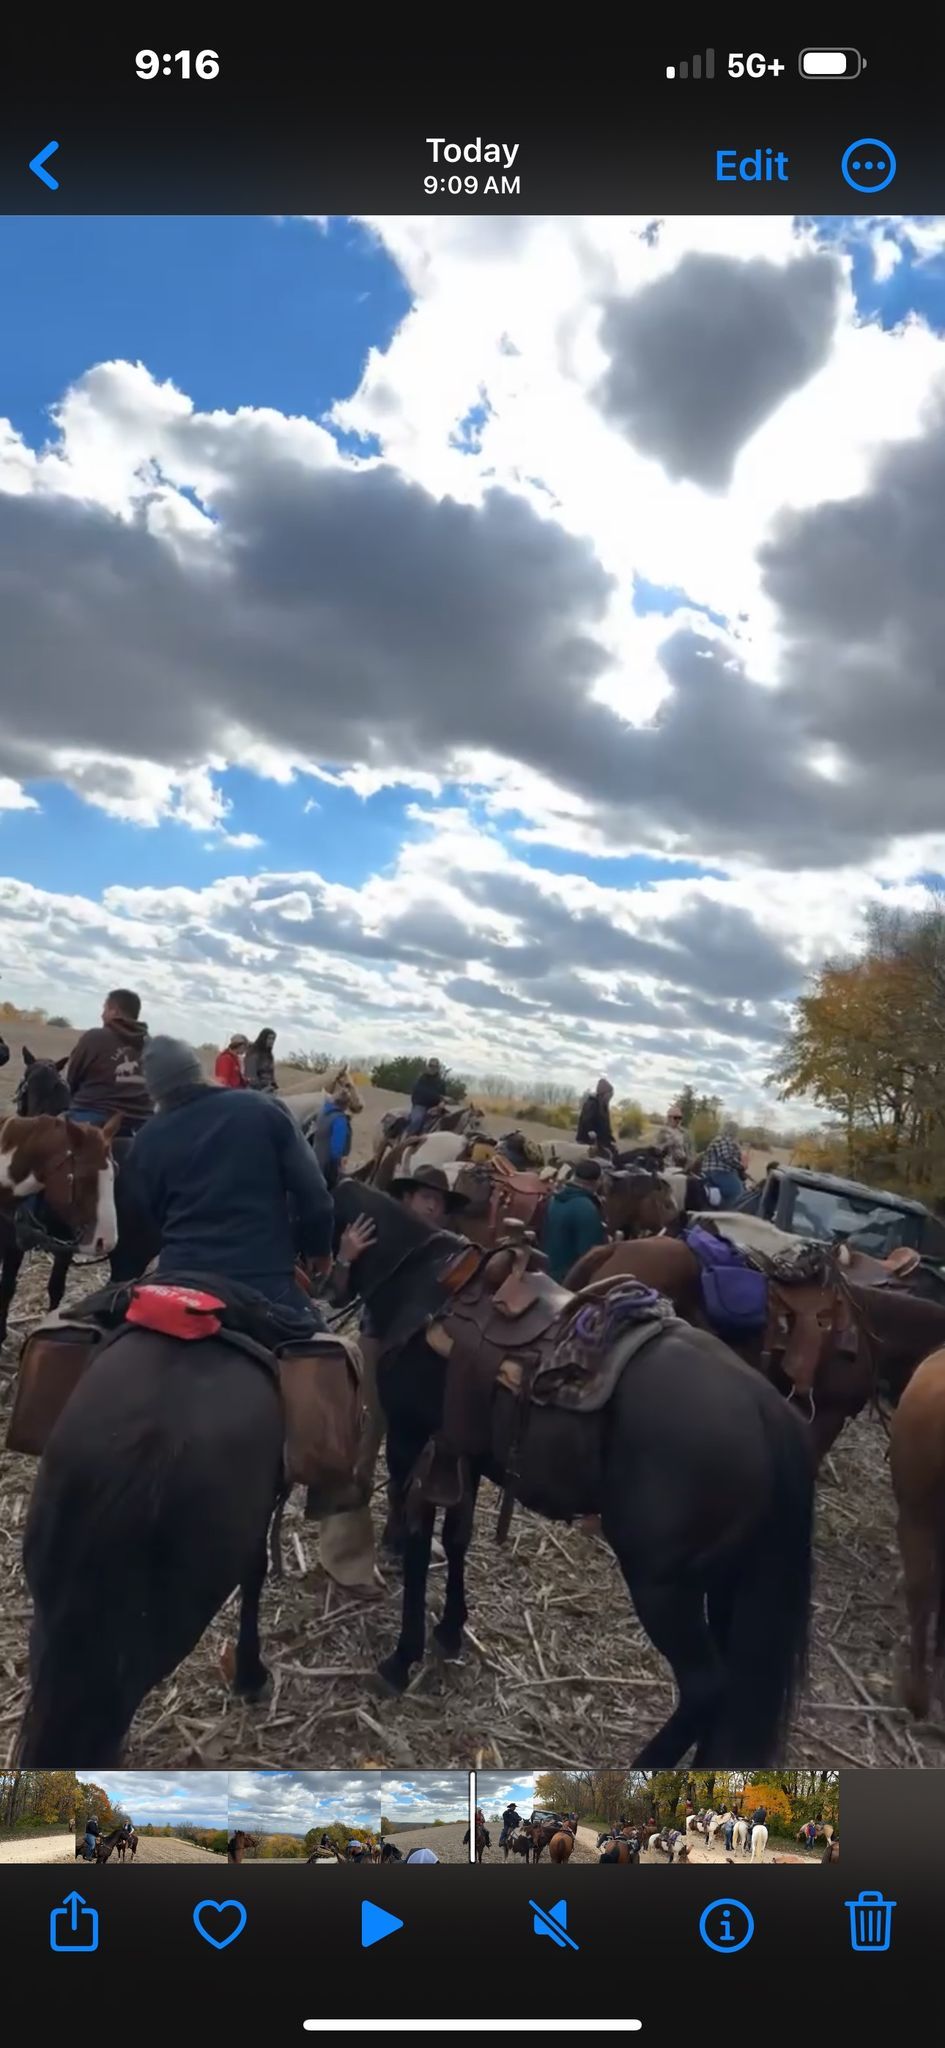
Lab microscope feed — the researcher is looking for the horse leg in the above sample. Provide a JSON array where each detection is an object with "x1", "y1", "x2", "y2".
[
  {"x1": 896, "y1": 1508, "x2": 936, "y2": 1720},
  {"x1": 232, "y1": 1541, "x2": 270, "y2": 1701},
  {"x1": 376, "y1": 1503, "x2": 435, "y2": 1695},
  {"x1": 432, "y1": 1475, "x2": 478, "y2": 1660},
  {"x1": 47, "y1": 1248, "x2": 72, "y2": 1313},
  {"x1": 616, "y1": 1575, "x2": 725, "y2": 1767},
  {"x1": 0, "y1": 1241, "x2": 25, "y2": 1346}
]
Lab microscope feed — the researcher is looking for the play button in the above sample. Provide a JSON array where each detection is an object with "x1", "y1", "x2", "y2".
[{"x1": 361, "y1": 1900, "x2": 404, "y2": 1949}]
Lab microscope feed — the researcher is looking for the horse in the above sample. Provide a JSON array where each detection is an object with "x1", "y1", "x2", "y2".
[
  {"x1": 15, "y1": 1048, "x2": 70, "y2": 1119},
  {"x1": 227, "y1": 1832, "x2": 257, "y2": 1864},
  {"x1": 548, "y1": 1828, "x2": 575, "y2": 1865},
  {"x1": 16, "y1": 1287, "x2": 286, "y2": 1762},
  {"x1": 821, "y1": 1837, "x2": 840, "y2": 1864},
  {"x1": 127, "y1": 1833, "x2": 138, "y2": 1861},
  {"x1": 462, "y1": 1821, "x2": 490, "y2": 1862},
  {"x1": 601, "y1": 1170, "x2": 677, "y2": 1241},
  {"x1": 115, "y1": 1836, "x2": 127, "y2": 1861},
  {"x1": 564, "y1": 1234, "x2": 945, "y2": 1465},
  {"x1": 332, "y1": 1178, "x2": 813, "y2": 1766},
  {"x1": 91, "y1": 1827, "x2": 130, "y2": 1865},
  {"x1": 889, "y1": 1343, "x2": 945, "y2": 1720},
  {"x1": 599, "y1": 1834, "x2": 640, "y2": 1865},
  {"x1": 506, "y1": 1830, "x2": 533, "y2": 1863},
  {"x1": 380, "y1": 1841, "x2": 403, "y2": 1863},
  {"x1": 731, "y1": 1819, "x2": 749, "y2": 1854},
  {"x1": 749, "y1": 1823, "x2": 769, "y2": 1862},
  {"x1": 0, "y1": 1113, "x2": 121, "y2": 1344}
]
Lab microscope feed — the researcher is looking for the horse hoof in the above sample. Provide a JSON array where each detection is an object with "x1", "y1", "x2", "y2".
[
  {"x1": 373, "y1": 1655, "x2": 410, "y2": 1698},
  {"x1": 232, "y1": 1667, "x2": 272, "y2": 1706},
  {"x1": 432, "y1": 1624, "x2": 464, "y2": 1663}
]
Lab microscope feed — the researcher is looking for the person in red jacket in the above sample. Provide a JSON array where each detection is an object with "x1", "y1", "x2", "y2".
[{"x1": 214, "y1": 1034, "x2": 248, "y2": 1087}]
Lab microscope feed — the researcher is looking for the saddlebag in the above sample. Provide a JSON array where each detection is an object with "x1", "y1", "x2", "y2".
[
  {"x1": 5, "y1": 1317, "x2": 105, "y2": 1456},
  {"x1": 276, "y1": 1335, "x2": 370, "y2": 1513}
]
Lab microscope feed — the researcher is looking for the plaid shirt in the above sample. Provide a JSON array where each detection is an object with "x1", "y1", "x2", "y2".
[{"x1": 701, "y1": 1134, "x2": 743, "y2": 1174}]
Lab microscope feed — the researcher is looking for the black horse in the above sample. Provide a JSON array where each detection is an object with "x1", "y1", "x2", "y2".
[{"x1": 333, "y1": 1179, "x2": 813, "y2": 1766}]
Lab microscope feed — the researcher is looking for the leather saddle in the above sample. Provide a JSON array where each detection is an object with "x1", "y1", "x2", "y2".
[
  {"x1": 408, "y1": 1243, "x2": 573, "y2": 1523},
  {"x1": 838, "y1": 1244, "x2": 921, "y2": 1286},
  {"x1": 764, "y1": 1272, "x2": 858, "y2": 1399}
]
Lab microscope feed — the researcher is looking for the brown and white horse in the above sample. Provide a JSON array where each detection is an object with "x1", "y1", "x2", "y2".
[{"x1": 0, "y1": 1113, "x2": 120, "y2": 1342}]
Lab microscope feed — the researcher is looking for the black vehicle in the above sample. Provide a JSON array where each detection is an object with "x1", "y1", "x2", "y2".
[{"x1": 736, "y1": 1164, "x2": 945, "y2": 1260}]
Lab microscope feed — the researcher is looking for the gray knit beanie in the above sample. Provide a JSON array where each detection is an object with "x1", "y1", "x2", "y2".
[{"x1": 143, "y1": 1034, "x2": 204, "y2": 1104}]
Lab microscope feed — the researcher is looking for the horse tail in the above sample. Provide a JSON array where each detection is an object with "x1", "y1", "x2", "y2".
[{"x1": 716, "y1": 1392, "x2": 813, "y2": 1761}]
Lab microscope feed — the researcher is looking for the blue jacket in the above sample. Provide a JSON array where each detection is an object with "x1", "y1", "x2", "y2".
[
  {"x1": 311, "y1": 1102, "x2": 352, "y2": 1171},
  {"x1": 542, "y1": 1183, "x2": 607, "y2": 1282},
  {"x1": 123, "y1": 1085, "x2": 333, "y2": 1296}
]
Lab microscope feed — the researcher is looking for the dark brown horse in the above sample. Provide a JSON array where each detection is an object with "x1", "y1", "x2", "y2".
[
  {"x1": 890, "y1": 1343, "x2": 945, "y2": 1720},
  {"x1": 227, "y1": 1832, "x2": 257, "y2": 1863},
  {"x1": 333, "y1": 1178, "x2": 813, "y2": 1768},
  {"x1": 601, "y1": 1171, "x2": 677, "y2": 1240},
  {"x1": 599, "y1": 1833, "x2": 640, "y2": 1865},
  {"x1": 0, "y1": 1112, "x2": 121, "y2": 1343}
]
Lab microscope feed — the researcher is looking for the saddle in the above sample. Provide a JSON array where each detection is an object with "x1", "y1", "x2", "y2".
[
  {"x1": 838, "y1": 1244, "x2": 921, "y2": 1286},
  {"x1": 763, "y1": 1271, "x2": 858, "y2": 1400},
  {"x1": 6, "y1": 1271, "x2": 368, "y2": 1512}
]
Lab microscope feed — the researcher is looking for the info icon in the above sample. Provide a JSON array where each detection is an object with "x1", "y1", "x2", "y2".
[{"x1": 698, "y1": 1898, "x2": 755, "y2": 1955}]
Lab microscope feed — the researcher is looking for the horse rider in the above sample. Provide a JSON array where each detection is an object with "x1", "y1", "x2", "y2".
[
  {"x1": 499, "y1": 1802, "x2": 522, "y2": 1848},
  {"x1": 389, "y1": 1162, "x2": 470, "y2": 1229},
  {"x1": 309, "y1": 1078, "x2": 360, "y2": 1191},
  {"x1": 407, "y1": 1058, "x2": 449, "y2": 1136},
  {"x1": 83, "y1": 1814, "x2": 100, "y2": 1861},
  {"x1": 66, "y1": 987, "x2": 151, "y2": 1141},
  {"x1": 575, "y1": 1078, "x2": 618, "y2": 1161},
  {"x1": 746, "y1": 1801, "x2": 767, "y2": 1853},
  {"x1": 654, "y1": 1104, "x2": 693, "y2": 1170},
  {"x1": 700, "y1": 1120, "x2": 747, "y2": 1207},
  {"x1": 215, "y1": 1034, "x2": 248, "y2": 1088},
  {"x1": 543, "y1": 1158, "x2": 607, "y2": 1281},
  {"x1": 244, "y1": 1027, "x2": 278, "y2": 1092},
  {"x1": 121, "y1": 1035, "x2": 334, "y2": 1324}
]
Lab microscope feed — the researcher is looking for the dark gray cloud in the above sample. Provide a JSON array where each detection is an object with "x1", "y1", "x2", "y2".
[{"x1": 595, "y1": 250, "x2": 841, "y2": 488}]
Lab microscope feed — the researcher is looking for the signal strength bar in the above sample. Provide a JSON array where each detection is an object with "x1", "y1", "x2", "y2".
[{"x1": 666, "y1": 49, "x2": 715, "y2": 79}]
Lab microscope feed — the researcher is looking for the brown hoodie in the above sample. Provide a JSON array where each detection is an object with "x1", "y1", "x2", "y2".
[{"x1": 66, "y1": 1017, "x2": 152, "y2": 1130}]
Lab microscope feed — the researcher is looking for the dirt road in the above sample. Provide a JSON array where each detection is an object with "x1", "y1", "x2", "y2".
[
  {"x1": 77, "y1": 1837, "x2": 224, "y2": 1864},
  {"x1": 0, "y1": 1834, "x2": 75, "y2": 1864}
]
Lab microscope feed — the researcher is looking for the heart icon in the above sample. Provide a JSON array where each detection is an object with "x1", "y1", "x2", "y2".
[{"x1": 193, "y1": 1899, "x2": 248, "y2": 1950}]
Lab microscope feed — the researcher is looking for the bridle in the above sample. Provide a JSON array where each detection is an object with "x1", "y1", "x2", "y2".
[{"x1": 11, "y1": 1122, "x2": 109, "y2": 1261}]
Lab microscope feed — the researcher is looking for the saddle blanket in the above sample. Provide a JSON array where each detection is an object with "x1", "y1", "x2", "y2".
[{"x1": 497, "y1": 1309, "x2": 685, "y2": 1414}]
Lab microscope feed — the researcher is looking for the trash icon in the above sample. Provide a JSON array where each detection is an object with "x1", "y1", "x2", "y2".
[{"x1": 846, "y1": 1890, "x2": 895, "y2": 1952}]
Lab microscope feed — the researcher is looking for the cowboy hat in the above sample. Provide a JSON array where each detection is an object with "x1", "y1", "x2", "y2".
[{"x1": 389, "y1": 1162, "x2": 469, "y2": 1211}]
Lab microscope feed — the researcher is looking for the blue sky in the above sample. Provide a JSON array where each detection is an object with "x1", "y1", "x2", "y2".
[
  {"x1": 2, "y1": 211, "x2": 944, "y2": 1111},
  {"x1": 75, "y1": 1770, "x2": 229, "y2": 1828}
]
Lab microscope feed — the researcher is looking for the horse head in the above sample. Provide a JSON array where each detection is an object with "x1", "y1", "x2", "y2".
[
  {"x1": 0, "y1": 1111, "x2": 120, "y2": 1257},
  {"x1": 16, "y1": 1048, "x2": 70, "y2": 1120}
]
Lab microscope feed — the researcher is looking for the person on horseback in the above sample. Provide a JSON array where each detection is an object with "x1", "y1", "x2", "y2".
[
  {"x1": 66, "y1": 987, "x2": 151, "y2": 1138},
  {"x1": 122, "y1": 1036, "x2": 333, "y2": 1322},
  {"x1": 215, "y1": 1034, "x2": 248, "y2": 1087},
  {"x1": 309, "y1": 1079, "x2": 359, "y2": 1191},
  {"x1": 654, "y1": 1105, "x2": 693, "y2": 1170},
  {"x1": 575, "y1": 1078, "x2": 618, "y2": 1161},
  {"x1": 499, "y1": 1801, "x2": 522, "y2": 1848},
  {"x1": 543, "y1": 1158, "x2": 607, "y2": 1281},
  {"x1": 389, "y1": 1163, "x2": 470, "y2": 1227},
  {"x1": 244, "y1": 1028, "x2": 278, "y2": 1093},
  {"x1": 406, "y1": 1058, "x2": 449, "y2": 1136},
  {"x1": 83, "y1": 1815, "x2": 100, "y2": 1861}
]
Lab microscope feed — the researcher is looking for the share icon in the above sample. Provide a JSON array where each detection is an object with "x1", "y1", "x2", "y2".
[{"x1": 530, "y1": 1899, "x2": 578, "y2": 1950}]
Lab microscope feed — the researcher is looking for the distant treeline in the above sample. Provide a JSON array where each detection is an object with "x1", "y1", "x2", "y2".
[
  {"x1": 380, "y1": 1817, "x2": 451, "y2": 1835},
  {"x1": 0, "y1": 1771, "x2": 77, "y2": 1839}
]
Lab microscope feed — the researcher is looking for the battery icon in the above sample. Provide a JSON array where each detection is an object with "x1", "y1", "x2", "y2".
[{"x1": 799, "y1": 48, "x2": 864, "y2": 78}]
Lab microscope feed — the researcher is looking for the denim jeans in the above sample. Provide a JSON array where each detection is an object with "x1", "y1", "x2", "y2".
[{"x1": 704, "y1": 1169, "x2": 743, "y2": 1206}]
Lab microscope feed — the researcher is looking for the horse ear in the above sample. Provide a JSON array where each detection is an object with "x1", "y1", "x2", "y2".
[
  {"x1": 23, "y1": 1047, "x2": 34, "y2": 1066},
  {"x1": 101, "y1": 1113, "x2": 123, "y2": 1146},
  {"x1": 56, "y1": 1056, "x2": 69, "y2": 1072}
]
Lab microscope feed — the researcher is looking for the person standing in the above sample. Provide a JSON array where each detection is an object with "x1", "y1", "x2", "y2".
[
  {"x1": 215, "y1": 1034, "x2": 248, "y2": 1088},
  {"x1": 244, "y1": 1028, "x2": 278, "y2": 1092},
  {"x1": 65, "y1": 988, "x2": 151, "y2": 1137},
  {"x1": 543, "y1": 1159, "x2": 608, "y2": 1281},
  {"x1": 700, "y1": 1120, "x2": 747, "y2": 1207},
  {"x1": 309, "y1": 1079, "x2": 357, "y2": 1190},
  {"x1": 575, "y1": 1078, "x2": 617, "y2": 1160}
]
